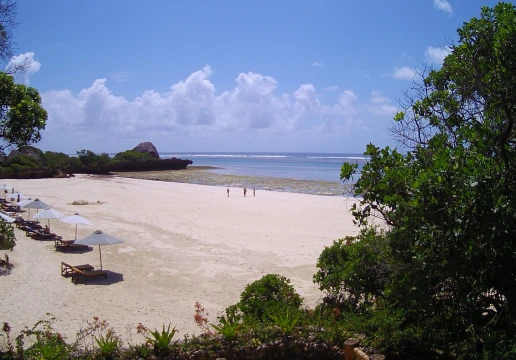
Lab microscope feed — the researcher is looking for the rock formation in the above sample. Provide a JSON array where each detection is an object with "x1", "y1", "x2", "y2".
[
  {"x1": 132, "y1": 142, "x2": 160, "y2": 159},
  {"x1": 7, "y1": 146, "x2": 43, "y2": 160}
]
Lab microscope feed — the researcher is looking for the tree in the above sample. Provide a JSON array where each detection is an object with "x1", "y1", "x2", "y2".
[
  {"x1": 334, "y1": 2, "x2": 516, "y2": 357},
  {"x1": 0, "y1": 72, "x2": 47, "y2": 153},
  {"x1": 0, "y1": 218, "x2": 14, "y2": 251},
  {"x1": 0, "y1": 0, "x2": 17, "y2": 66}
]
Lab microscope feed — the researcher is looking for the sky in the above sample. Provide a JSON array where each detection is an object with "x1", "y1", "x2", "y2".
[{"x1": 8, "y1": 0, "x2": 509, "y2": 154}]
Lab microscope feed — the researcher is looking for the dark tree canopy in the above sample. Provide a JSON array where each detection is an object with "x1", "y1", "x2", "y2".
[
  {"x1": 0, "y1": 72, "x2": 47, "y2": 153},
  {"x1": 325, "y1": 2, "x2": 516, "y2": 357},
  {"x1": 0, "y1": 0, "x2": 17, "y2": 65}
]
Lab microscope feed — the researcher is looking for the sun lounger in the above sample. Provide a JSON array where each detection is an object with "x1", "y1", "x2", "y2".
[
  {"x1": 55, "y1": 238, "x2": 89, "y2": 251},
  {"x1": 71, "y1": 268, "x2": 108, "y2": 284},
  {"x1": 60, "y1": 262, "x2": 107, "y2": 283},
  {"x1": 30, "y1": 229, "x2": 59, "y2": 240},
  {"x1": 61, "y1": 262, "x2": 94, "y2": 277}
]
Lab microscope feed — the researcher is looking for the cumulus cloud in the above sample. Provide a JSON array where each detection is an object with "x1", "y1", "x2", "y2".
[
  {"x1": 425, "y1": 46, "x2": 452, "y2": 66},
  {"x1": 368, "y1": 91, "x2": 397, "y2": 116},
  {"x1": 40, "y1": 65, "x2": 394, "y2": 151},
  {"x1": 434, "y1": 0, "x2": 452, "y2": 15},
  {"x1": 7, "y1": 52, "x2": 41, "y2": 84},
  {"x1": 392, "y1": 66, "x2": 416, "y2": 80},
  {"x1": 312, "y1": 62, "x2": 324, "y2": 67}
]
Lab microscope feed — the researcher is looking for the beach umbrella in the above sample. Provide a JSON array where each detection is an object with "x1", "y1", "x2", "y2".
[
  {"x1": 9, "y1": 192, "x2": 26, "y2": 201},
  {"x1": 33, "y1": 207, "x2": 64, "y2": 230},
  {"x1": 59, "y1": 213, "x2": 93, "y2": 240},
  {"x1": 0, "y1": 185, "x2": 11, "y2": 199},
  {"x1": 0, "y1": 212, "x2": 15, "y2": 223},
  {"x1": 16, "y1": 198, "x2": 32, "y2": 207},
  {"x1": 15, "y1": 198, "x2": 32, "y2": 219},
  {"x1": 23, "y1": 198, "x2": 50, "y2": 218},
  {"x1": 74, "y1": 230, "x2": 124, "y2": 270}
]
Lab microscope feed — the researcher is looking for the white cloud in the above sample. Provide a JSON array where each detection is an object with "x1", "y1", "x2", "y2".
[
  {"x1": 433, "y1": 0, "x2": 452, "y2": 15},
  {"x1": 40, "y1": 65, "x2": 394, "y2": 151},
  {"x1": 368, "y1": 91, "x2": 397, "y2": 116},
  {"x1": 7, "y1": 52, "x2": 41, "y2": 84},
  {"x1": 312, "y1": 62, "x2": 324, "y2": 67},
  {"x1": 392, "y1": 66, "x2": 416, "y2": 80},
  {"x1": 425, "y1": 46, "x2": 451, "y2": 66}
]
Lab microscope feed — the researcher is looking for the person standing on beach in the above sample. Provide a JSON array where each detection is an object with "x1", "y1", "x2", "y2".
[
  {"x1": 243, "y1": 187, "x2": 247, "y2": 197},
  {"x1": 253, "y1": 187, "x2": 255, "y2": 196},
  {"x1": 227, "y1": 188, "x2": 230, "y2": 197}
]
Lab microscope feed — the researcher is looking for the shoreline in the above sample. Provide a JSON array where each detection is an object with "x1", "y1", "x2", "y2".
[
  {"x1": 114, "y1": 168, "x2": 352, "y2": 196},
  {"x1": 2, "y1": 174, "x2": 358, "y2": 343}
]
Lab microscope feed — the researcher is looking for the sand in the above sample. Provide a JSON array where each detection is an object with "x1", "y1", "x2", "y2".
[{"x1": 0, "y1": 174, "x2": 358, "y2": 343}]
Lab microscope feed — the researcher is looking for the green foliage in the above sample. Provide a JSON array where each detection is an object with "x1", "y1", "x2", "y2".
[
  {"x1": 20, "y1": 315, "x2": 69, "y2": 360},
  {"x1": 3, "y1": 154, "x2": 39, "y2": 169},
  {"x1": 145, "y1": 324, "x2": 177, "y2": 356},
  {"x1": 0, "y1": 219, "x2": 15, "y2": 251},
  {"x1": 112, "y1": 150, "x2": 154, "y2": 163},
  {"x1": 314, "y1": 229, "x2": 391, "y2": 311},
  {"x1": 238, "y1": 274, "x2": 303, "y2": 321},
  {"x1": 268, "y1": 308, "x2": 300, "y2": 335},
  {"x1": 40, "y1": 151, "x2": 73, "y2": 171},
  {"x1": 0, "y1": 72, "x2": 47, "y2": 152},
  {"x1": 25, "y1": 336, "x2": 67, "y2": 360},
  {"x1": 76, "y1": 149, "x2": 112, "y2": 169},
  {"x1": 333, "y1": 2, "x2": 516, "y2": 357},
  {"x1": 95, "y1": 332, "x2": 120, "y2": 359},
  {"x1": 211, "y1": 317, "x2": 241, "y2": 342}
]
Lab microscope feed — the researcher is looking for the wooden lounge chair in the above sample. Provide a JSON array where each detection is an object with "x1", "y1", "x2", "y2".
[
  {"x1": 55, "y1": 238, "x2": 89, "y2": 251},
  {"x1": 31, "y1": 229, "x2": 58, "y2": 240},
  {"x1": 61, "y1": 262, "x2": 94, "y2": 277},
  {"x1": 71, "y1": 268, "x2": 108, "y2": 284},
  {"x1": 60, "y1": 262, "x2": 107, "y2": 284}
]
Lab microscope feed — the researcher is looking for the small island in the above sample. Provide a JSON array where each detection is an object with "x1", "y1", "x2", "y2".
[{"x1": 0, "y1": 141, "x2": 193, "y2": 179}]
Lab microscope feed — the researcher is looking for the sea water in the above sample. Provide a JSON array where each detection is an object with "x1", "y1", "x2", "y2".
[{"x1": 159, "y1": 152, "x2": 366, "y2": 183}]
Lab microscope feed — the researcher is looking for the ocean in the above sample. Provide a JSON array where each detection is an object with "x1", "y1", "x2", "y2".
[{"x1": 159, "y1": 152, "x2": 366, "y2": 183}]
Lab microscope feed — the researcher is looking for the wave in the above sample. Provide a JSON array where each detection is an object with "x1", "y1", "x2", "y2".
[
  {"x1": 160, "y1": 154, "x2": 291, "y2": 159},
  {"x1": 307, "y1": 156, "x2": 368, "y2": 160}
]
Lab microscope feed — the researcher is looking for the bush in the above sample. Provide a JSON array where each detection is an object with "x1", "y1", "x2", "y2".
[
  {"x1": 237, "y1": 274, "x2": 303, "y2": 321},
  {"x1": 313, "y1": 228, "x2": 392, "y2": 311}
]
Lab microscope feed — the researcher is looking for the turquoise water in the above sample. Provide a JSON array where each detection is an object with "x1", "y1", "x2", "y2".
[{"x1": 159, "y1": 152, "x2": 366, "y2": 183}]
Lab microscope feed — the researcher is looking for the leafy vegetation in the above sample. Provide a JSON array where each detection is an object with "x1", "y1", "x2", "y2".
[
  {"x1": 144, "y1": 323, "x2": 178, "y2": 357},
  {"x1": 313, "y1": 2, "x2": 516, "y2": 358},
  {"x1": 0, "y1": 148, "x2": 192, "y2": 178},
  {"x1": 0, "y1": 218, "x2": 15, "y2": 251},
  {"x1": 237, "y1": 273, "x2": 303, "y2": 321}
]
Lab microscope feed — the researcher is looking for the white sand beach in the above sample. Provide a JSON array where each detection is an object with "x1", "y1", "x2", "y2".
[{"x1": 1, "y1": 174, "x2": 358, "y2": 343}]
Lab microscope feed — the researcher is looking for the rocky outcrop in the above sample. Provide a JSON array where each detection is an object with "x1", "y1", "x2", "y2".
[
  {"x1": 7, "y1": 146, "x2": 43, "y2": 160},
  {"x1": 132, "y1": 142, "x2": 160, "y2": 159}
]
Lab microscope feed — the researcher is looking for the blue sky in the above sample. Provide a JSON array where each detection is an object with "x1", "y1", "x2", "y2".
[{"x1": 8, "y1": 0, "x2": 507, "y2": 154}]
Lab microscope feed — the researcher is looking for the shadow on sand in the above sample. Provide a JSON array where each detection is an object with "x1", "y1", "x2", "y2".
[
  {"x1": 79, "y1": 271, "x2": 124, "y2": 286},
  {"x1": 54, "y1": 245, "x2": 94, "y2": 254}
]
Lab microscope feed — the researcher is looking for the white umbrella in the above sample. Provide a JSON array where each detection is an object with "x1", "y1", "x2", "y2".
[
  {"x1": 59, "y1": 213, "x2": 93, "y2": 240},
  {"x1": 14, "y1": 198, "x2": 32, "y2": 219},
  {"x1": 33, "y1": 207, "x2": 64, "y2": 230},
  {"x1": 9, "y1": 192, "x2": 26, "y2": 201},
  {"x1": 74, "y1": 230, "x2": 124, "y2": 270},
  {"x1": 0, "y1": 185, "x2": 11, "y2": 199},
  {"x1": 0, "y1": 212, "x2": 15, "y2": 223},
  {"x1": 23, "y1": 198, "x2": 50, "y2": 218},
  {"x1": 16, "y1": 198, "x2": 32, "y2": 207}
]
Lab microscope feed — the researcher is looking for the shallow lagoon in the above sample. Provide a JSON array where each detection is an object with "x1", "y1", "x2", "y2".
[{"x1": 115, "y1": 166, "x2": 353, "y2": 196}]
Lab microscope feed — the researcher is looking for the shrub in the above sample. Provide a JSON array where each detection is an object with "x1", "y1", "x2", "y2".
[
  {"x1": 145, "y1": 324, "x2": 178, "y2": 356},
  {"x1": 313, "y1": 228, "x2": 391, "y2": 311},
  {"x1": 237, "y1": 274, "x2": 302, "y2": 321}
]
